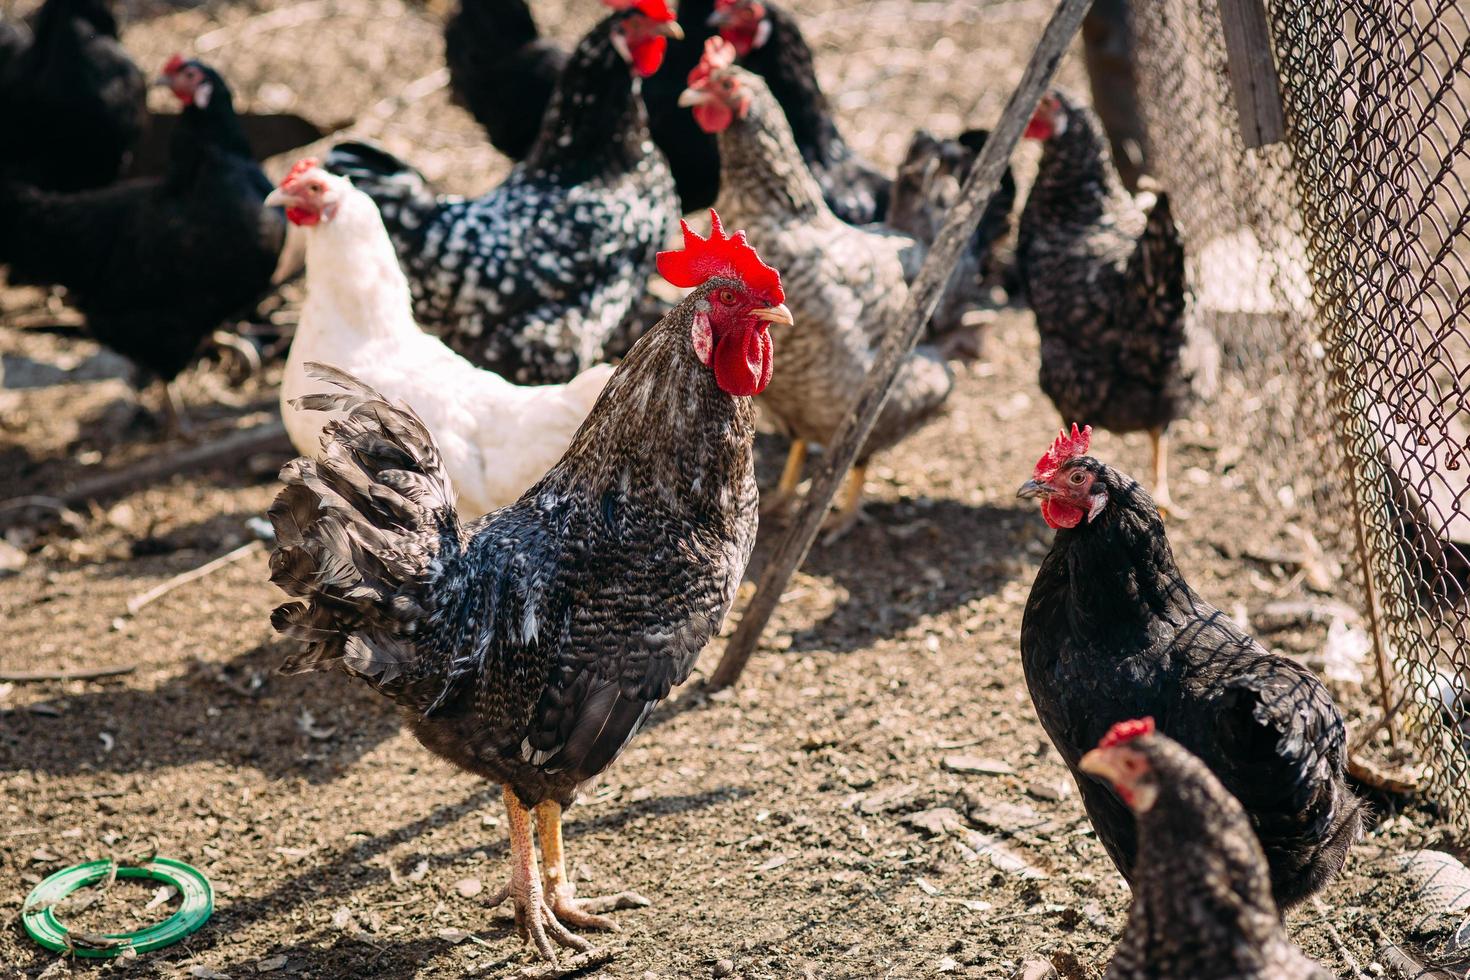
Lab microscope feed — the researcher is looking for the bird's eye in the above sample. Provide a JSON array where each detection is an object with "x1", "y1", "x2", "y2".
[
  {"x1": 1068, "y1": 470, "x2": 1086, "y2": 485},
  {"x1": 717, "y1": 289, "x2": 737, "y2": 306}
]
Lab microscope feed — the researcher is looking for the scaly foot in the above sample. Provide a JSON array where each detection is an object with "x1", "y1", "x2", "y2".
[
  {"x1": 496, "y1": 789, "x2": 594, "y2": 964},
  {"x1": 545, "y1": 882, "x2": 650, "y2": 931}
]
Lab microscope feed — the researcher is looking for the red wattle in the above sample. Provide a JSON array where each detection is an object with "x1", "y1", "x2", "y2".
[
  {"x1": 692, "y1": 100, "x2": 734, "y2": 134},
  {"x1": 1024, "y1": 116, "x2": 1052, "y2": 140},
  {"x1": 285, "y1": 206, "x2": 321, "y2": 227},
  {"x1": 723, "y1": 24, "x2": 759, "y2": 56},
  {"x1": 1041, "y1": 498, "x2": 1085, "y2": 530},
  {"x1": 712, "y1": 323, "x2": 772, "y2": 397},
  {"x1": 631, "y1": 36, "x2": 668, "y2": 77}
]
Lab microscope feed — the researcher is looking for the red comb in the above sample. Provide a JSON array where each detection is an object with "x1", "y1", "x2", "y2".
[
  {"x1": 602, "y1": 0, "x2": 675, "y2": 21},
  {"x1": 658, "y1": 210, "x2": 784, "y2": 303},
  {"x1": 689, "y1": 36, "x2": 738, "y2": 88},
  {"x1": 1098, "y1": 717, "x2": 1155, "y2": 749},
  {"x1": 162, "y1": 54, "x2": 187, "y2": 76},
  {"x1": 280, "y1": 157, "x2": 322, "y2": 190},
  {"x1": 1033, "y1": 423, "x2": 1092, "y2": 481}
]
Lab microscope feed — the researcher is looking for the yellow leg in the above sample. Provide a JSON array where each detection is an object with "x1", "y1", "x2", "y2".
[
  {"x1": 535, "y1": 800, "x2": 648, "y2": 930},
  {"x1": 762, "y1": 439, "x2": 807, "y2": 515},
  {"x1": 1150, "y1": 427, "x2": 1182, "y2": 519},
  {"x1": 820, "y1": 464, "x2": 868, "y2": 544},
  {"x1": 493, "y1": 788, "x2": 591, "y2": 963}
]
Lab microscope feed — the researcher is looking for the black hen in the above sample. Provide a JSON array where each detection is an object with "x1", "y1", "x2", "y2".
[
  {"x1": 0, "y1": 59, "x2": 283, "y2": 421},
  {"x1": 0, "y1": 0, "x2": 145, "y2": 192},
  {"x1": 1081, "y1": 720, "x2": 1332, "y2": 979},
  {"x1": 443, "y1": 0, "x2": 566, "y2": 161},
  {"x1": 1017, "y1": 427, "x2": 1363, "y2": 911},
  {"x1": 1017, "y1": 90, "x2": 1218, "y2": 514},
  {"x1": 329, "y1": 5, "x2": 680, "y2": 384},
  {"x1": 267, "y1": 216, "x2": 788, "y2": 961}
]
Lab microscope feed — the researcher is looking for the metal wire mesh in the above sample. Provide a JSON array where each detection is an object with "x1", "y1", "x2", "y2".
[{"x1": 1128, "y1": 0, "x2": 1470, "y2": 834}]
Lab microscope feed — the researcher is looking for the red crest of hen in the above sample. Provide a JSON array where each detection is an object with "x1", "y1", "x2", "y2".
[
  {"x1": 602, "y1": 0, "x2": 675, "y2": 21},
  {"x1": 1034, "y1": 423, "x2": 1092, "y2": 481},
  {"x1": 1099, "y1": 717, "x2": 1155, "y2": 748},
  {"x1": 657, "y1": 209, "x2": 785, "y2": 304}
]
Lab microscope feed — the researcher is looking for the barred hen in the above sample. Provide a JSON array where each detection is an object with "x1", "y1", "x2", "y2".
[
  {"x1": 1018, "y1": 426, "x2": 1363, "y2": 910},
  {"x1": 0, "y1": 0, "x2": 145, "y2": 192},
  {"x1": 0, "y1": 57, "x2": 282, "y2": 428},
  {"x1": 1017, "y1": 91, "x2": 1218, "y2": 514},
  {"x1": 267, "y1": 213, "x2": 791, "y2": 962},
  {"x1": 327, "y1": 0, "x2": 680, "y2": 384},
  {"x1": 1081, "y1": 719, "x2": 1332, "y2": 979},
  {"x1": 683, "y1": 39, "x2": 953, "y2": 540}
]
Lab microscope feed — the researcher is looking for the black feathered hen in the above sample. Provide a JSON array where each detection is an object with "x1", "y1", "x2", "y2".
[
  {"x1": 1080, "y1": 719, "x2": 1333, "y2": 979},
  {"x1": 0, "y1": 0, "x2": 145, "y2": 191},
  {"x1": 267, "y1": 214, "x2": 791, "y2": 963},
  {"x1": 329, "y1": 2, "x2": 680, "y2": 384},
  {"x1": 0, "y1": 57, "x2": 283, "y2": 428},
  {"x1": 1017, "y1": 91, "x2": 1218, "y2": 515},
  {"x1": 1017, "y1": 426, "x2": 1363, "y2": 912},
  {"x1": 444, "y1": 0, "x2": 566, "y2": 161}
]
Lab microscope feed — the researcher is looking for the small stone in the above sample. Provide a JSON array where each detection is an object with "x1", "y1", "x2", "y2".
[
  {"x1": 0, "y1": 539, "x2": 26, "y2": 576},
  {"x1": 942, "y1": 755, "x2": 1015, "y2": 776},
  {"x1": 454, "y1": 877, "x2": 483, "y2": 898},
  {"x1": 712, "y1": 960, "x2": 735, "y2": 978}
]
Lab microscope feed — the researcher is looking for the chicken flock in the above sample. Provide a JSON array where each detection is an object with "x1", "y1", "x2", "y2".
[{"x1": 1, "y1": 0, "x2": 1380, "y2": 974}]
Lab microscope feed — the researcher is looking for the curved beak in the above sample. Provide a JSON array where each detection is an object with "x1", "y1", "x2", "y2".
[
  {"x1": 677, "y1": 86, "x2": 709, "y2": 108},
  {"x1": 1016, "y1": 478, "x2": 1050, "y2": 499},
  {"x1": 751, "y1": 303, "x2": 793, "y2": 326},
  {"x1": 1078, "y1": 748, "x2": 1113, "y2": 780},
  {"x1": 263, "y1": 187, "x2": 296, "y2": 209},
  {"x1": 657, "y1": 20, "x2": 685, "y2": 40}
]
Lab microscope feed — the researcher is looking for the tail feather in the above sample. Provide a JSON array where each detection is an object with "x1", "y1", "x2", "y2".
[{"x1": 267, "y1": 365, "x2": 462, "y2": 705}]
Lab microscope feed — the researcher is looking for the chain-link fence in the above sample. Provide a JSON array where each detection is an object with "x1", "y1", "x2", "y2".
[{"x1": 1124, "y1": 0, "x2": 1470, "y2": 835}]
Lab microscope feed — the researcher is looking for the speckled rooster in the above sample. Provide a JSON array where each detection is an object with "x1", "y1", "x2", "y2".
[
  {"x1": 1018, "y1": 90, "x2": 1218, "y2": 515},
  {"x1": 267, "y1": 212, "x2": 790, "y2": 962},
  {"x1": 327, "y1": 0, "x2": 682, "y2": 384},
  {"x1": 681, "y1": 38, "x2": 953, "y2": 540},
  {"x1": 1082, "y1": 719, "x2": 1331, "y2": 979}
]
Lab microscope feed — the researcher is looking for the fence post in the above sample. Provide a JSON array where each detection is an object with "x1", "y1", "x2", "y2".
[
  {"x1": 1215, "y1": 0, "x2": 1286, "y2": 146},
  {"x1": 707, "y1": 0, "x2": 1097, "y2": 692}
]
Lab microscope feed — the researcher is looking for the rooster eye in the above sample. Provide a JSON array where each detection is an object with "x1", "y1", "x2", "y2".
[
  {"x1": 717, "y1": 289, "x2": 737, "y2": 306},
  {"x1": 1069, "y1": 471, "x2": 1086, "y2": 486}
]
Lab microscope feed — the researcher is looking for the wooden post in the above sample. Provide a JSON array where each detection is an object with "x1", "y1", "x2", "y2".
[
  {"x1": 1216, "y1": 0, "x2": 1286, "y2": 147},
  {"x1": 707, "y1": 0, "x2": 1096, "y2": 692}
]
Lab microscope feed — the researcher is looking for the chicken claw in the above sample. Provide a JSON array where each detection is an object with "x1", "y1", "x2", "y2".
[
  {"x1": 535, "y1": 800, "x2": 650, "y2": 932},
  {"x1": 820, "y1": 465, "x2": 868, "y2": 545},
  {"x1": 497, "y1": 789, "x2": 593, "y2": 964}
]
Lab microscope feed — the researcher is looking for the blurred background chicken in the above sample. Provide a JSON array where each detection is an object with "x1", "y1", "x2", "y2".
[
  {"x1": 268, "y1": 160, "x2": 612, "y2": 519},
  {"x1": 1018, "y1": 426, "x2": 1363, "y2": 910},
  {"x1": 0, "y1": 56, "x2": 283, "y2": 431},
  {"x1": 328, "y1": 0, "x2": 681, "y2": 384},
  {"x1": 1018, "y1": 90, "x2": 1218, "y2": 516},
  {"x1": 268, "y1": 214, "x2": 789, "y2": 963},
  {"x1": 683, "y1": 39, "x2": 954, "y2": 540},
  {"x1": 0, "y1": 0, "x2": 144, "y2": 192},
  {"x1": 1080, "y1": 719, "x2": 1332, "y2": 979}
]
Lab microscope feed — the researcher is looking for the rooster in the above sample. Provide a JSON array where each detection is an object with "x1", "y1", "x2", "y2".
[
  {"x1": 266, "y1": 160, "x2": 612, "y2": 519},
  {"x1": 682, "y1": 38, "x2": 952, "y2": 540},
  {"x1": 1017, "y1": 425, "x2": 1363, "y2": 910},
  {"x1": 1081, "y1": 719, "x2": 1333, "y2": 979},
  {"x1": 1018, "y1": 91, "x2": 1218, "y2": 516},
  {"x1": 267, "y1": 211, "x2": 792, "y2": 962},
  {"x1": 328, "y1": 0, "x2": 681, "y2": 385},
  {"x1": 0, "y1": 56, "x2": 283, "y2": 429},
  {"x1": 0, "y1": 0, "x2": 145, "y2": 192}
]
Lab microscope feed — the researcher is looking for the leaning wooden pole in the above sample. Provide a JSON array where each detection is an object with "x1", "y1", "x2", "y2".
[{"x1": 708, "y1": 0, "x2": 1096, "y2": 691}]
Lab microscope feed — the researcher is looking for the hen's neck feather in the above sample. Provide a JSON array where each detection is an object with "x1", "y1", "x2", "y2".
[
  {"x1": 1029, "y1": 102, "x2": 1131, "y2": 227},
  {"x1": 739, "y1": 4, "x2": 846, "y2": 167},
  {"x1": 716, "y1": 72, "x2": 828, "y2": 220},
  {"x1": 300, "y1": 189, "x2": 420, "y2": 341}
]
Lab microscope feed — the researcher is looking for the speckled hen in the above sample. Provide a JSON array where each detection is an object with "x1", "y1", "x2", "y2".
[
  {"x1": 1018, "y1": 427, "x2": 1363, "y2": 911},
  {"x1": 1081, "y1": 720, "x2": 1332, "y2": 979},
  {"x1": 327, "y1": 0, "x2": 681, "y2": 385},
  {"x1": 267, "y1": 213, "x2": 791, "y2": 962},
  {"x1": 1017, "y1": 90, "x2": 1218, "y2": 515},
  {"x1": 682, "y1": 38, "x2": 953, "y2": 540}
]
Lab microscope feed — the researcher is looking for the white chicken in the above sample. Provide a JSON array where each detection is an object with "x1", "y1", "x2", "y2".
[{"x1": 266, "y1": 159, "x2": 613, "y2": 519}]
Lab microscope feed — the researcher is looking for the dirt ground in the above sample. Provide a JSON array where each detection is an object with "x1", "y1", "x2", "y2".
[{"x1": 0, "y1": 0, "x2": 1462, "y2": 977}]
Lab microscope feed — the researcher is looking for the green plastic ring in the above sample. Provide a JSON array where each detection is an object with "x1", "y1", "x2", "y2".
[{"x1": 21, "y1": 858, "x2": 213, "y2": 957}]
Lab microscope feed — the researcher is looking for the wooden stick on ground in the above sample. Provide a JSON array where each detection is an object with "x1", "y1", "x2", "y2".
[
  {"x1": 707, "y1": 0, "x2": 1096, "y2": 692},
  {"x1": 125, "y1": 539, "x2": 266, "y2": 616},
  {"x1": 0, "y1": 665, "x2": 135, "y2": 683}
]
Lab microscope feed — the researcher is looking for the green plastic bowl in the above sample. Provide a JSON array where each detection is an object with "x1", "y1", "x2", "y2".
[{"x1": 21, "y1": 858, "x2": 213, "y2": 958}]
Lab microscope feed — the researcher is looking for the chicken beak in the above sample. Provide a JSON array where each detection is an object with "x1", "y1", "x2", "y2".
[
  {"x1": 1016, "y1": 478, "x2": 1050, "y2": 500},
  {"x1": 658, "y1": 20, "x2": 685, "y2": 40},
  {"x1": 678, "y1": 87, "x2": 710, "y2": 108},
  {"x1": 751, "y1": 303, "x2": 793, "y2": 326},
  {"x1": 1078, "y1": 748, "x2": 1115, "y2": 781},
  {"x1": 263, "y1": 187, "x2": 296, "y2": 209}
]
